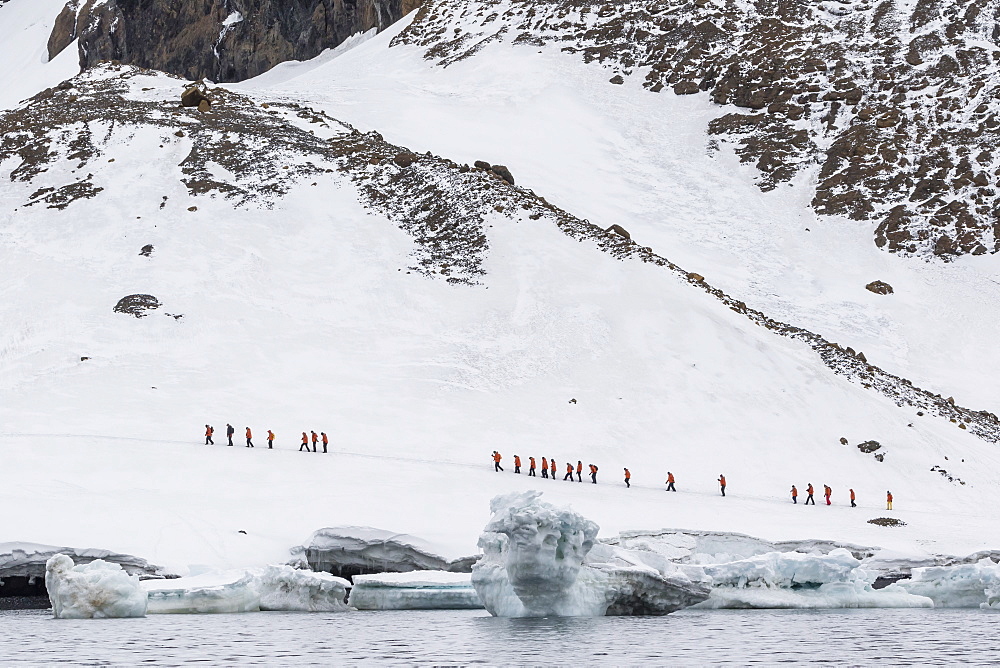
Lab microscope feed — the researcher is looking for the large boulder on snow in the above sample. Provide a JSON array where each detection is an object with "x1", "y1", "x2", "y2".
[
  {"x1": 471, "y1": 491, "x2": 710, "y2": 617},
  {"x1": 45, "y1": 554, "x2": 148, "y2": 619}
]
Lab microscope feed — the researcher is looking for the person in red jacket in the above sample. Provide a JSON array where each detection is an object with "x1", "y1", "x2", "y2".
[
  {"x1": 718, "y1": 474, "x2": 726, "y2": 497},
  {"x1": 321, "y1": 432, "x2": 329, "y2": 454},
  {"x1": 824, "y1": 485, "x2": 832, "y2": 506},
  {"x1": 850, "y1": 488, "x2": 856, "y2": 508},
  {"x1": 541, "y1": 457, "x2": 548, "y2": 478},
  {"x1": 311, "y1": 431, "x2": 319, "y2": 453},
  {"x1": 514, "y1": 455, "x2": 521, "y2": 474},
  {"x1": 492, "y1": 451, "x2": 503, "y2": 472},
  {"x1": 267, "y1": 430, "x2": 274, "y2": 449},
  {"x1": 576, "y1": 461, "x2": 583, "y2": 483},
  {"x1": 564, "y1": 462, "x2": 574, "y2": 481},
  {"x1": 204, "y1": 425, "x2": 214, "y2": 445},
  {"x1": 886, "y1": 490, "x2": 893, "y2": 510},
  {"x1": 299, "y1": 432, "x2": 309, "y2": 452},
  {"x1": 666, "y1": 472, "x2": 676, "y2": 492},
  {"x1": 528, "y1": 456, "x2": 537, "y2": 476},
  {"x1": 245, "y1": 427, "x2": 253, "y2": 448},
  {"x1": 549, "y1": 458, "x2": 556, "y2": 480},
  {"x1": 805, "y1": 483, "x2": 815, "y2": 505},
  {"x1": 624, "y1": 468, "x2": 631, "y2": 488},
  {"x1": 589, "y1": 464, "x2": 598, "y2": 484},
  {"x1": 790, "y1": 485, "x2": 798, "y2": 504}
]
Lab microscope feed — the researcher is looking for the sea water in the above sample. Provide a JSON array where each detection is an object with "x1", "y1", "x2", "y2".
[{"x1": 2, "y1": 608, "x2": 998, "y2": 665}]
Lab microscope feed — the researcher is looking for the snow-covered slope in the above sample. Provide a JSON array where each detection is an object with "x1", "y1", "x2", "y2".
[
  {"x1": 0, "y1": 0, "x2": 79, "y2": 110},
  {"x1": 1, "y1": 4, "x2": 999, "y2": 575}
]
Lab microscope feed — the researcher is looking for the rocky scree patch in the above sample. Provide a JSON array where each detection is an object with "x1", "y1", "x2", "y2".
[{"x1": 397, "y1": 0, "x2": 1000, "y2": 261}]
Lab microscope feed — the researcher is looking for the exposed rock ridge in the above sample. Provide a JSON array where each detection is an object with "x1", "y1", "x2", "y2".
[
  {"x1": 394, "y1": 0, "x2": 1000, "y2": 261},
  {"x1": 2, "y1": 66, "x2": 997, "y2": 441},
  {"x1": 48, "y1": 0, "x2": 422, "y2": 83}
]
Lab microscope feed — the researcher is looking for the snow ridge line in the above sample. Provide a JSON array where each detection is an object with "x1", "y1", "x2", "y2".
[{"x1": 329, "y1": 130, "x2": 1000, "y2": 444}]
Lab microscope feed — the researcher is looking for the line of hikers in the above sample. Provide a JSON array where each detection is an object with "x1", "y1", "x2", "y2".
[
  {"x1": 203, "y1": 424, "x2": 330, "y2": 452},
  {"x1": 492, "y1": 452, "x2": 605, "y2": 484},
  {"x1": 490, "y1": 453, "x2": 894, "y2": 509},
  {"x1": 790, "y1": 484, "x2": 894, "y2": 510}
]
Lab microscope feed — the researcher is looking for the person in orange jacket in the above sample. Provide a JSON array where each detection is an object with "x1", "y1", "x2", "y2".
[
  {"x1": 850, "y1": 488, "x2": 856, "y2": 508},
  {"x1": 790, "y1": 485, "x2": 798, "y2": 504},
  {"x1": 528, "y1": 456, "x2": 537, "y2": 476},
  {"x1": 666, "y1": 471, "x2": 676, "y2": 492},
  {"x1": 564, "y1": 462, "x2": 574, "y2": 481},
  {"x1": 824, "y1": 484, "x2": 832, "y2": 505},
  {"x1": 245, "y1": 427, "x2": 254, "y2": 448},
  {"x1": 492, "y1": 451, "x2": 504, "y2": 472},
  {"x1": 589, "y1": 464, "x2": 598, "y2": 484},
  {"x1": 299, "y1": 432, "x2": 310, "y2": 452},
  {"x1": 718, "y1": 474, "x2": 726, "y2": 497},
  {"x1": 576, "y1": 460, "x2": 583, "y2": 483},
  {"x1": 541, "y1": 457, "x2": 548, "y2": 478},
  {"x1": 549, "y1": 458, "x2": 556, "y2": 480},
  {"x1": 204, "y1": 425, "x2": 214, "y2": 445},
  {"x1": 311, "y1": 431, "x2": 319, "y2": 453},
  {"x1": 514, "y1": 455, "x2": 521, "y2": 474},
  {"x1": 267, "y1": 430, "x2": 274, "y2": 449},
  {"x1": 321, "y1": 432, "x2": 329, "y2": 453},
  {"x1": 624, "y1": 468, "x2": 631, "y2": 488},
  {"x1": 805, "y1": 483, "x2": 815, "y2": 505},
  {"x1": 886, "y1": 490, "x2": 893, "y2": 510}
]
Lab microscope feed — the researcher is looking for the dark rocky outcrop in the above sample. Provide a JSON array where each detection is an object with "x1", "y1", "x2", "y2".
[
  {"x1": 606, "y1": 224, "x2": 631, "y2": 240},
  {"x1": 48, "y1": 0, "x2": 423, "y2": 83},
  {"x1": 857, "y1": 440, "x2": 882, "y2": 453},
  {"x1": 114, "y1": 294, "x2": 160, "y2": 318},
  {"x1": 866, "y1": 280, "x2": 894, "y2": 295},
  {"x1": 139, "y1": 244, "x2": 154, "y2": 257}
]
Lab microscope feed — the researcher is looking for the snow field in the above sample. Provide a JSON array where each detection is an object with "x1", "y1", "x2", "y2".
[{"x1": 0, "y1": 6, "x2": 998, "y2": 577}]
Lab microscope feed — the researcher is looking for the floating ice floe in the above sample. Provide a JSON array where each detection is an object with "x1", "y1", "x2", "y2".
[
  {"x1": 348, "y1": 571, "x2": 483, "y2": 610},
  {"x1": 691, "y1": 549, "x2": 932, "y2": 609},
  {"x1": 143, "y1": 565, "x2": 351, "y2": 614},
  {"x1": 45, "y1": 554, "x2": 148, "y2": 619},
  {"x1": 895, "y1": 558, "x2": 1000, "y2": 609},
  {"x1": 472, "y1": 491, "x2": 711, "y2": 617}
]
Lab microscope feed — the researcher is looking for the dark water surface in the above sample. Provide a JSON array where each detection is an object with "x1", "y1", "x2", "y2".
[{"x1": 2, "y1": 608, "x2": 999, "y2": 665}]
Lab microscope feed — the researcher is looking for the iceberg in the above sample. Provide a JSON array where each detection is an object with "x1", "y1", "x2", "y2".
[
  {"x1": 471, "y1": 491, "x2": 710, "y2": 617},
  {"x1": 256, "y1": 565, "x2": 350, "y2": 612},
  {"x1": 142, "y1": 565, "x2": 350, "y2": 614},
  {"x1": 348, "y1": 571, "x2": 483, "y2": 610},
  {"x1": 895, "y1": 558, "x2": 1000, "y2": 608},
  {"x1": 45, "y1": 554, "x2": 148, "y2": 619}
]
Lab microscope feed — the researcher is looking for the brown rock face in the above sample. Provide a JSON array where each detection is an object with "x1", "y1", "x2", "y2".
[{"x1": 47, "y1": 0, "x2": 420, "y2": 83}]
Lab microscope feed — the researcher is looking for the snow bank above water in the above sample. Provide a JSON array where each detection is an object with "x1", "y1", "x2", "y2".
[
  {"x1": 896, "y1": 559, "x2": 1000, "y2": 609},
  {"x1": 290, "y1": 526, "x2": 475, "y2": 577},
  {"x1": 45, "y1": 554, "x2": 147, "y2": 619}
]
